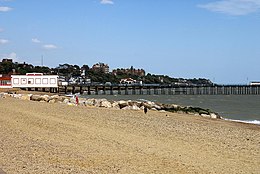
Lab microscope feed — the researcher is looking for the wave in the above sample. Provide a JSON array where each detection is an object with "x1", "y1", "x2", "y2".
[
  {"x1": 224, "y1": 118, "x2": 260, "y2": 125},
  {"x1": 137, "y1": 98, "x2": 151, "y2": 102}
]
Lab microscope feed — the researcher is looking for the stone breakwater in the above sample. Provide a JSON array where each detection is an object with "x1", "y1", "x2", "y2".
[{"x1": 0, "y1": 92, "x2": 221, "y2": 119}]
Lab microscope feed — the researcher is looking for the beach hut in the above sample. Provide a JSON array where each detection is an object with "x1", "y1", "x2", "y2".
[
  {"x1": 11, "y1": 73, "x2": 58, "y2": 88},
  {"x1": 0, "y1": 76, "x2": 12, "y2": 88}
]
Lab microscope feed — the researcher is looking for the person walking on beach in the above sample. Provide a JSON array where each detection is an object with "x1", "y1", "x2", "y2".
[
  {"x1": 75, "y1": 95, "x2": 79, "y2": 106},
  {"x1": 144, "y1": 106, "x2": 148, "y2": 114}
]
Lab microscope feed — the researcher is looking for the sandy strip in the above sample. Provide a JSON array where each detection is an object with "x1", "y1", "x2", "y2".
[{"x1": 0, "y1": 97, "x2": 259, "y2": 174}]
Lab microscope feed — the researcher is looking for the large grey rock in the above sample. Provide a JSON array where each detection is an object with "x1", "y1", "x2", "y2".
[
  {"x1": 31, "y1": 95, "x2": 43, "y2": 101},
  {"x1": 118, "y1": 100, "x2": 129, "y2": 109}
]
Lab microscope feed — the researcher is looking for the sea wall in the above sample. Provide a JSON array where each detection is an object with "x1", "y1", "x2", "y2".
[{"x1": 0, "y1": 92, "x2": 221, "y2": 119}]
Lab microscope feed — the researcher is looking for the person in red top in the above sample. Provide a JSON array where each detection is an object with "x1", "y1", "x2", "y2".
[{"x1": 75, "y1": 95, "x2": 79, "y2": 106}]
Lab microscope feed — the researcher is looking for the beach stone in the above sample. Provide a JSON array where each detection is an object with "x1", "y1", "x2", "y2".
[
  {"x1": 63, "y1": 98, "x2": 70, "y2": 104},
  {"x1": 41, "y1": 95, "x2": 50, "y2": 102},
  {"x1": 201, "y1": 114, "x2": 210, "y2": 118},
  {"x1": 67, "y1": 102, "x2": 75, "y2": 106},
  {"x1": 70, "y1": 98, "x2": 76, "y2": 104},
  {"x1": 21, "y1": 94, "x2": 31, "y2": 101},
  {"x1": 85, "y1": 98, "x2": 95, "y2": 106},
  {"x1": 93, "y1": 99, "x2": 106, "y2": 107},
  {"x1": 78, "y1": 99, "x2": 86, "y2": 106},
  {"x1": 122, "y1": 105, "x2": 140, "y2": 111},
  {"x1": 210, "y1": 113, "x2": 221, "y2": 119},
  {"x1": 100, "y1": 100, "x2": 112, "y2": 108},
  {"x1": 10, "y1": 93, "x2": 20, "y2": 99},
  {"x1": 31, "y1": 95, "x2": 43, "y2": 101},
  {"x1": 112, "y1": 102, "x2": 120, "y2": 109},
  {"x1": 49, "y1": 99, "x2": 57, "y2": 103},
  {"x1": 118, "y1": 100, "x2": 128, "y2": 109},
  {"x1": 142, "y1": 102, "x2": 153, "y2": 109},
  {"x1": 151, "y1": 108, "x2": 158, "y2": 111}
]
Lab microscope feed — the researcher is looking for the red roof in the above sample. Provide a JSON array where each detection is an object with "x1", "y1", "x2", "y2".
[{"x1": 0, "y1": 77, "x2": 11, "y2": 81}]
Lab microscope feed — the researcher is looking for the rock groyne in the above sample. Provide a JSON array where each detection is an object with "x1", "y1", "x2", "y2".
[{"x1": 0, "y1": 92, "x2": 221, "y2": 119}]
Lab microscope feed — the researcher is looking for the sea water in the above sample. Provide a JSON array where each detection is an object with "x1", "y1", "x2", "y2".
[{"x1": 83, "y1": 95, "x2": 260, "y2": 125}]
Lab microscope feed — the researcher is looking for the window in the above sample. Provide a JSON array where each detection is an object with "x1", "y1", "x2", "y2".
[
  {"x1": 42, "y1": 78, "x2": 48, "y2": 84},
  {"x1": 35, "y1": 78, "x2": 41, "y2": 84},
  {"x1": 21, "y1": 78, "x2": 27, "y2": 84},
  {"x1": 13, "y1": 78, "x2": 19, "y2": 84},
  {"x1": 50, "y1": 78, "x2": 56, "y2": 84},
  {"x1": 28, "y1": 78, "x2": 34, "y2": 84}
]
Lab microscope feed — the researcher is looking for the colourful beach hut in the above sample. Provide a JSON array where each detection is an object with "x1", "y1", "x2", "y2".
[{"x1": 0, "y1": 76, "x2": 12, "y2": 88}]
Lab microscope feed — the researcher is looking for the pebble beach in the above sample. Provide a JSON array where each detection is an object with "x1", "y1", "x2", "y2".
[{"x1": 0, "y1": 91, "x2": 259, "y2": 173}]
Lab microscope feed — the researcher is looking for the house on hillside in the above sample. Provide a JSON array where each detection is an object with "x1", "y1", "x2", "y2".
[
  {"x1": 92, "y1": 62, "x2": 109, "y2": 74},
  {"x1": 120, "y1": 78, "x2": 137, "y2": 84}
]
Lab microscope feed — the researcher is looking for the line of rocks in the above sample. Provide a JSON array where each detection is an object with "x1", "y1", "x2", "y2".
[{"x1": 0, "y1": 92, "x2": 221, "y2": 119}]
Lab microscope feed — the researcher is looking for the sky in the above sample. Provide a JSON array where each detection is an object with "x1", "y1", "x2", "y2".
[{"x1": 0, "y1": 0, "x2": 260, "y2": 84}]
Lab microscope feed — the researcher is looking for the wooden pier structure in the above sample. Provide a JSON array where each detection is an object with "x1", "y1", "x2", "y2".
[{"x1": 50, "y1": 84, "x2": 260, "y2": 95}]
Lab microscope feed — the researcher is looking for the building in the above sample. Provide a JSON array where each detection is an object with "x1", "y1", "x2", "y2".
[
  {"x1": 11, "y1": 73, "x2": 58, "y2": 88},
  {"x1": 1, "y1": 59, "x2": 13, "y2": 63},
  {"x1": 92, "y1": 62, "x2": 109, "y2": 74},
  {"x1": 120, "y1": 78, "x2": 137, "y2": 84},
  {"x1": 112, "y1": 66, "x2": 145, "y2": 76},
  {"x1": 0, "y1": 75, "x2": 12, "y2": 88}
]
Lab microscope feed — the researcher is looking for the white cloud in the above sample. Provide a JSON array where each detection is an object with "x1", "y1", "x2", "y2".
[
  {"x1": 0, "y1": 28, "x2": 3, "y2": 32},
  {"x1": 0, "y1": 52, "x2": 19, "y2": 62},
  {"x1": 42, "y1": 44, "x2": 58, "y2": 50},
  {"x1": 32, "y1": 38, "x2": 41, "y2": 43},
  {"x1": 198, "y1": 0, "x2": 260, "y2": 16},
  {"x1": 8, "y1": 52, "x2": 16, "y2": 59},
  {"x1": 0, "y1": 6, "x2": 12, "y2": 12},
  {"x1": 0, "y1": 39, "x2": 9, "y2": 44},
  {"x1": 100, "y1": 0, "x2": 114, "y2": 5}
]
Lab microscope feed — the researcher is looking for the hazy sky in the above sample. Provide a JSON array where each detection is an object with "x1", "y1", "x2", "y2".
[{"x1": 0, "y1": 0, "x2": 260, "y2": 84}]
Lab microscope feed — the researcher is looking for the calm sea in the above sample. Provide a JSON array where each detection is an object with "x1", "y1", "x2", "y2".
[{"x1": 83, "y1": 95, "x2": 260, "y2": 125}]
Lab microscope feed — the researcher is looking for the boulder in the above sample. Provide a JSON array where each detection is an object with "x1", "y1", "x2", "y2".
[
  {"x1": 100, "y1": 100, "x2": 112, "y2": 108},
  {"x1": 41, "y1": 95, "x2": 50, "y2": 102},
  {"x1": 118, "y1": 100, "x2": 129, "y2": 109},
  {"x1": 111, "y1": 102, "x2": 120, "y2": 109},
  {"x1": 21, "y1": 94, "x2": 31, "y2": 101},
  {"x1": 210, "y1": 113, "x2": 221, "y2": 119},
  {"x1": 85, "y1": 98, "x2": 95, "y2": 106},
  {"x1": 49, "y1": 99, "x2": 58, "y2": 103},
  {"x1": 122, "y1": 104, "x2": 140, "y2": 111},
  {"x1": 63, "y1": 98, "x2": 70, "y2": 104},
  {"x1": 31, "y1": 95, "x2": 43, "y2": 101}
]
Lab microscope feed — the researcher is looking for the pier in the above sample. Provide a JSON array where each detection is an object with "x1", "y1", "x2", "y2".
[{"x1": 53, "y1": 84, "x2": 260, "y2": 95}]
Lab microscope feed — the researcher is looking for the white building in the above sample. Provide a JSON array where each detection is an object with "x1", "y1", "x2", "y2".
[{"x1": 11, "y1": 73, "x2": 58, "y2": 88}]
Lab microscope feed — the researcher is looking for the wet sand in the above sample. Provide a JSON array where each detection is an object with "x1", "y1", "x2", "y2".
[{"x1": 0, "y1": 97, "x2": 259, "y2": 173}]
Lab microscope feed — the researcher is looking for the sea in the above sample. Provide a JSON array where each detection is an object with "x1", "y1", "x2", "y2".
[{"x1": 83, "y1": 94, "x2": 260, "y2": 125}]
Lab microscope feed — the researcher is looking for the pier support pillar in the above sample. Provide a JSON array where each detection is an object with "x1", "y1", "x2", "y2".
[
  {"x1": 87, "y1": 86, "x2": 91, "y2": 95},
  {"x1": 95, "y1": 86, "x2": 98, "y2": 95}
]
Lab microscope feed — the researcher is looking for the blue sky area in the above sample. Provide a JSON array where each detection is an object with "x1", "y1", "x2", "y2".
[{"x1": 0, "y1": 0, "x2": 260, "y2": 84}]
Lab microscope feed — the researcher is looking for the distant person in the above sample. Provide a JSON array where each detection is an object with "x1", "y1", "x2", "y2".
[
  {"x1": 75, "y1": 95, "x2": 79, "y2": 106},
  {"x1": 144, "y1": 106, "x2": 148, "y2": 114}
]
